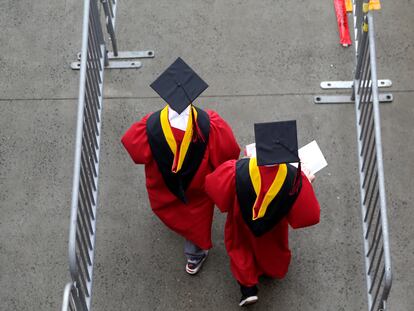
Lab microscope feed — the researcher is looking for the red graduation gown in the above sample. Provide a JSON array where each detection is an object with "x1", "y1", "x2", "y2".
[
  {"x1": 121, "y1": 110, "x2": 240, "y2": 250},
  {"x1": 205, "y1": 160, "x2": 320, "y2": 286}
]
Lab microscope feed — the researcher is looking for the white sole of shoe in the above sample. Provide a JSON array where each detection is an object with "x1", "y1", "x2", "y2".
[
  {"x1": 185, "y1": 253, "x2": 208, "y2": 275},
  {"x1": 239, "y1": 296, "x2": 258, "y2": 307}
]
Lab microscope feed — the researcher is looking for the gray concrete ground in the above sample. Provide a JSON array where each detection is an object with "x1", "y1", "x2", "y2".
[{"x1": 0, "y1": 0, "x2": 413, "y2": 310}]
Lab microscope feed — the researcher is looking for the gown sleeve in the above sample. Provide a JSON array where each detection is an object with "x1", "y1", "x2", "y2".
[
  {"x1": 205, "y1": 160, "x2": 237, "y2": 213},
  {"x1": 287, "y1": 173, "x2": 321, "y2": 229},
  {"x1": 206, "y1": 110, "x2": 240, "y2": 169},
  {"x1": 121, "y1": 114, "x2": 152, "y2": 165}
]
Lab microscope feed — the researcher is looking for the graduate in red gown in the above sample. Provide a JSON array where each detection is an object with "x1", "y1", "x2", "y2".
[
  {"x1": 205, "y1": 121, "x2": 320, "y2": 306},
  {"x1": 121, "y1": 58, "x2": 240, "y2": 274}
]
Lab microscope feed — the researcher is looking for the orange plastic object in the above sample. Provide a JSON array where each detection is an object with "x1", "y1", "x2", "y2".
[
  {"x1": 369, "y1": 0, "x2": 381, "y2": 10},
  {"x1": 345, "y1": 0, "x2": 353, "y2": 12}
]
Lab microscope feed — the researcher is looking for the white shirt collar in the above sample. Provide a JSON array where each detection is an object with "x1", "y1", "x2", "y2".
[{"x1": 168, "y1": 105, "x2": 191, "y2": 131}]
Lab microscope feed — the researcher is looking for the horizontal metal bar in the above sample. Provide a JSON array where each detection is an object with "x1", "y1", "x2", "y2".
[
  {"x1": 105, "y1": 60, "x2": 143, "y2": 69},
  {"x1": 320, "y1": 81, "x2": 354, "y2": 89},
  {"x1": 77, "y1": 50, "x2": 154, "y2": 61},
  {"x1": 106, "y1": 50, "x2": 155, "y2": 59},
  {"x1": 72, "y1": 60, "x2": 143, "y2": 70},
  {"x1": 320, "y1": 80, "x2": 392, "y2": 89},
  {"x1": 314, "y1": 93, "x2": 393, "y2": 104}
]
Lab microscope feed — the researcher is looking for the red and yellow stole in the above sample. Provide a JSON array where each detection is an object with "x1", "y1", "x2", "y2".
[
  {"x1": 249, "y1": 157, "x2": 288, "y2": 220},
  {"x1": 159, "y1": 105, "x2": 198, "y2": 173}
]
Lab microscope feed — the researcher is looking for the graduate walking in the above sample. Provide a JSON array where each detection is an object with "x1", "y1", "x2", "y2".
[
  {"x1": 121, "y1": 58, "x2": 240, "y2": 275},
  {"x1": 205, "y1": 121, "x2": 320, "y2": 306}
]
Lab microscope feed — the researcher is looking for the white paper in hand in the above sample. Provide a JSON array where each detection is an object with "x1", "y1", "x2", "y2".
[{"x1": 294, "y1": 140, "x2": 327, "y2": 174}]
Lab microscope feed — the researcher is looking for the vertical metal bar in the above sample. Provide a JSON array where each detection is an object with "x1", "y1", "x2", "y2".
[
  {"x1": 355, "y1": 26, "x2": 369, "y2": 80},
  {"x1": 81, "y1": 152, "x2": 96, "y2": 198},
  {"x1": 365, "y1": 196, "x2": 378, "y2": 238},
  {"x1": 80, "y1": 168, "x2": 96, "y2": 217},
  {"x1": 75, "y1": 282, "x2": 89, "y2": 311},
  {"x1": 359, "y1": 75, "x2": 372, "y2": 134},
  {"x1": 366, "y1": 189, "x2": 379, "y2": 221},
  {"x1": 360, "y1": 86, "x2": 373, "y2": 140},
  {"x1": 77, "y1": 230, "x2": 92, "y2": 266},
  {"x1": 101, "y1": 0, "x2": 118, "y2": 55},
  {"x1": 76, "y1": 255, "x2": 89, "y2": 297},
  {"x1": 79, "y1": 186, "x2": 94, "y2": 233},
  {"x1": 76, "y1": 233, "x2": 91, "y2": 282},
  {"x1": 85, "y1": 75, "x2": 100, "y2": 128},
  {"x1": 77, "y1": 215, "x2": 92, "y2": 251},
  {"x1": 84, "y1": 81, "x2": 99, "y2": 141},
  {"x1": 371, "y1": 271, "x2": 385, "y2": 311},
  {"x1": 81, "y1": 171, "x2": 95, "y2": 220},
  {"x1": 362, "y1": 146, "x2": 376, "y2": 189},
  {"x1": 361, "y1": 115, "x2": 374, "y2": 165},
  {"x1": 369, "y1": 248, "x2": 384, "y2": 293},
  {"x1": 79, "y1": 197, "x2": 94, "y2": 235},
  {"x1": 85, "y1": 68, "x2": 100, "y2": 125},
  {"x1": 362, "y1": 149, "x2": 376, "y2": 189},
  {"x1": 360, "y1": 114, "x2": 373, "y2": 160},
  {"x1": 83, "y1": 134, "x2": 97, "y2": 178},
  {"x1": 357, "y1": 44, "x2": 370, "y2": 99},
  {"x1": 88, "y1": 18, "x2": 102, "y2": 85},
  {"x1": 367, "y1": 213, "x2": 381, "y2": 255},
  {"x1": 78, "y1": 210, "x2": 93, "y2": 254},
  {"x1": 358, "y1": 51, "x2": 370, "y2": 98},
  {"x1": 364, "y1": 173, "x2": 378, "y2": 208},
  {"x1": 91, "y1": 0, "x2": 105, "y2": 45}
]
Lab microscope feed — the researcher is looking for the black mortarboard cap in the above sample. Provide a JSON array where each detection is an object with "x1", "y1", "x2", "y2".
[
  {"x1": 150, "y1": 57, "x2": 209, "y2": 114},
  {"x1": 254, "y1": 120, "x2": 300, "y2": 166}
]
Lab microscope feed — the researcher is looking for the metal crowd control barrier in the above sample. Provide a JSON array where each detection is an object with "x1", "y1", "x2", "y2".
[
  {"x1": 62, "y1": 1, "x2": 155, "y2": 310},
  {"x1": 315, "y1": 1, "x2": 392, "y2": 310},
  {"x1": 64, "y1": 0, "x2": 105, "y2": 309}
]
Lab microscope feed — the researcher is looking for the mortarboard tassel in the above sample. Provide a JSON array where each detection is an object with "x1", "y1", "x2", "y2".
[
  {"x1": 289, "y1": 162, "x2": 302, "y2": 195},
  {"x1": 191, "y1": 106, "x2": 205, "y2": 143}
]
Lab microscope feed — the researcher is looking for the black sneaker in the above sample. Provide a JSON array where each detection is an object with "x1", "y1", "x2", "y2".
[
  {"x1": 239, "y1": 284, "x2": 258, "y2": 307},
  {"x1": 185, "y1": 251, "x2": 208, "y2": 275}
]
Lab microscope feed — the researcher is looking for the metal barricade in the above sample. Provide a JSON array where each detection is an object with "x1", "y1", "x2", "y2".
[
  {"x1": 63, "y1": 1, "x2": 156, "y2": 309},
  {"x1": 62, "y1": 0, "x2": 105, "y2": 310},
  {"x1": 354, "y1": 13, "x2": 392, "y2": 311},
  {"x1": 315, "y1": 1, "x2": 392, "y2": 310}
]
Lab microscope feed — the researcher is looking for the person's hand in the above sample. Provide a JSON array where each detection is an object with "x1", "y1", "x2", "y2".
[{"x1": 302, "y1": 165, "x2": 316, "y2": 183}]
